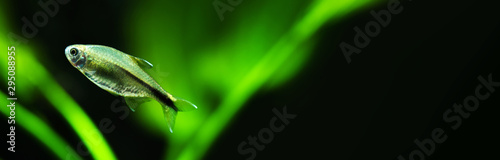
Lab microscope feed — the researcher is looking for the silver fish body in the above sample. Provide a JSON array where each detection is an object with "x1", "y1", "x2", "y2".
[{"x1": 65, "y1": 44, "x2": 196, "y2": 132}]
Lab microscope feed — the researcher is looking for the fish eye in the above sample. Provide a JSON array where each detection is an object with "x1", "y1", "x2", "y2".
[{"x1": 70, "y1": 48, "x2": 78, "y2": 56}]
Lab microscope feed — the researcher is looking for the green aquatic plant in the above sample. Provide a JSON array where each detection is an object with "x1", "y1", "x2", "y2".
[
  {"x1": 0, "y1": 45, "x2": 116, "y2": 159},
  {"x1": 0, "y1": 0, "x2": 380, "y2": 159},
  {"x1": 129, "y1": 1, "x2": 379, "y2": 160}
]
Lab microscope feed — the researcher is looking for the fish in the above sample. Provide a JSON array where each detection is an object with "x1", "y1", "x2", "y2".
[{"x1": 64, "y1": 44, "x2": 197, "y2": 133}]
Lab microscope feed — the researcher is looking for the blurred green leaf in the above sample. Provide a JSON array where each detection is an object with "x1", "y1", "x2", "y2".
[
  {"x1": 0, "y1": 93, "x2": 82, "y2": 160},
  {"x1": 0, "y1": 7, "x2": 116, "y2": 158},
  {"x1": 127, "y1": 0, "x2": 380, "y2": 160},
  {"x1": 0, "y1": 0, "x2": 381, "y2": 159}
]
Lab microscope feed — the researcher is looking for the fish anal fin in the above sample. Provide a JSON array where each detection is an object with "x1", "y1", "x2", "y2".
[
  {"x1": 164, "y1": 107, "x2": 177, "y2": 133},
  {"x1": 173, "y1": 97, "x2": 198, "y2": 112},
  {"x1": 124, "y1": 97, "x2": 152, "y2": 112},
  {"x1": 129, "y1": 55, "x2": 153, "y2": 70}
]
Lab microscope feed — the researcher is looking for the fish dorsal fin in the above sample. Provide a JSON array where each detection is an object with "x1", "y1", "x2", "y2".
[
  {"x1": 124, "y1": 97, "x2": 152, "y2": 112},
  {"x1": 129, "y1": 55, "x2": 153, "y2": 70}
]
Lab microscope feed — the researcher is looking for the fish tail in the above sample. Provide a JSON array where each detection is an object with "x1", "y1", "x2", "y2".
[
  {"x1": 163, "y1": 97, "x2": 197, "y2": 133},
  {"x1": 163, "y1": 106, "x2": 177, "y2": 133},
  {"x1": 173, "y1": 97, "x2": 198, "y2": 111}
]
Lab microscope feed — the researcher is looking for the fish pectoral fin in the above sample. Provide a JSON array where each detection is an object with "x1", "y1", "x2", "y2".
[
  {"x1": 124, "y1": 97, "x2": 152, "y2": 112},
  {"x1": 173, "y1": 97, "x2": 198, "y2": 111},
  {"x1": 163, "y1": 107, "x2": 177, "y2": 133},
  {"x1": 129, "y1": 55, "x2": 153, "y2": 70}
]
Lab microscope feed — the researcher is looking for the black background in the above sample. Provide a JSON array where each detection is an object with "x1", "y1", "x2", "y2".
[{"x1": 2, "y1": 0, "x2": 500, "y2": 159}]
